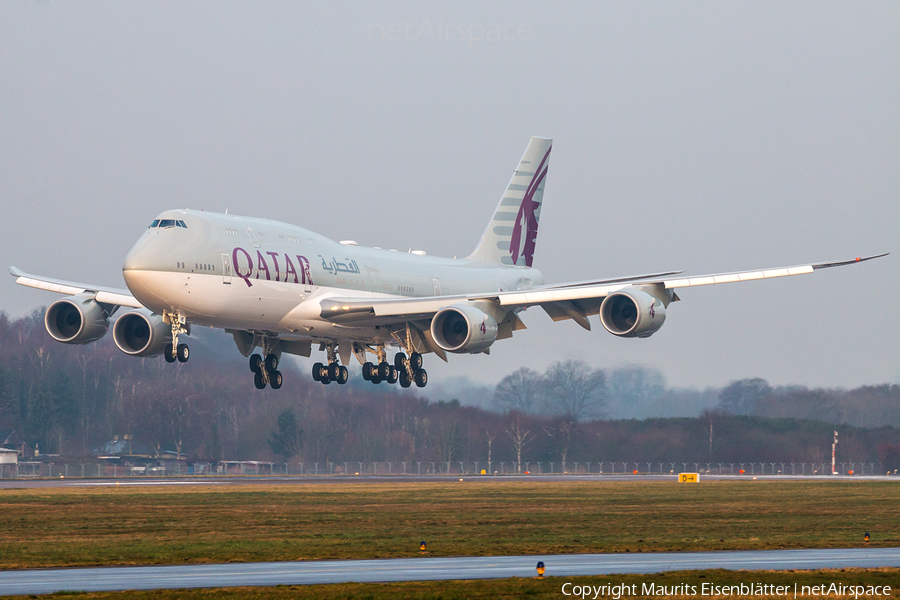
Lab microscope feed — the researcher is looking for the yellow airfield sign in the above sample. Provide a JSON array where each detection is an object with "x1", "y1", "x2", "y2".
[{"x1": 679, "y1": 472, "x2": 700, "y2": 483}]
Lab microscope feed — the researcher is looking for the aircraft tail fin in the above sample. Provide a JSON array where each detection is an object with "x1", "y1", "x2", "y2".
[{"x1": 467, "y1": 136, "x2": 552, "y2": 267}]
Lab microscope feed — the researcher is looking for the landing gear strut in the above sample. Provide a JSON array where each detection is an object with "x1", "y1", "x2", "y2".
[
  {"x1": 249, "y1": 338, "x2": 283, "y2": 390},
  {"x1": 163, "y1": 311, "x2": 190, "y2": 364}
]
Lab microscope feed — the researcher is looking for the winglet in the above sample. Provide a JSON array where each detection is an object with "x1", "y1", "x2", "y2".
[
  {"x1": 9, "y1": 266, "x2": 24, "y2": 278},
  {"x1": 811, "y1": 253, "x2": 889, "y2": 270}
]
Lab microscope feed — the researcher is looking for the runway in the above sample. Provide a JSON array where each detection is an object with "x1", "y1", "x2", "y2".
[
  {"x1": 1, "y1": 548, "x2": 898, "y2": 595},
  {"x1": 2, "y1": 473, "x2": 897, "y2": 489}
]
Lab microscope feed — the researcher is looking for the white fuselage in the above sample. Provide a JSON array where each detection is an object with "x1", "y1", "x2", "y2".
[{"x1": 122, "y1": 209, "x2": 544, "y2": 343}]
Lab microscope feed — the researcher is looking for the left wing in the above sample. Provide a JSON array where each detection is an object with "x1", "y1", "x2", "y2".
[
  {"x1": 316, "y1": 253, "x2": 888, "y2": 328},
  {"x1": 9, "y1": 266, "x2": 144, "y2": 309}
]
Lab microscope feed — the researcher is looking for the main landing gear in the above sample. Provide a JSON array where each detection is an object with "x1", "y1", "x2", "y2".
[
  {"x1": 163, "y1": 312, "x2": 189, "y2": 364},
  {"x1": 312, "y1": 343, "x2": 348, "y2": 385},
  {"x1": 250, "y1": 352, "x2": 283, "y2": 390},
  {"x1": 362, "y1": 348, "x2": 427, "y2": 388}
]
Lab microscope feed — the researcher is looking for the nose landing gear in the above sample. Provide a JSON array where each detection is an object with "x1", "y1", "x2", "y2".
[{"x1": 163, "y1": 312, "x2": 190, "y2": 364}]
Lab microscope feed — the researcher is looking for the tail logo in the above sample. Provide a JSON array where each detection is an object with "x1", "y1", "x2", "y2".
[{"x1": 509, "y1": 146, "x2": 551, "y2": 267}]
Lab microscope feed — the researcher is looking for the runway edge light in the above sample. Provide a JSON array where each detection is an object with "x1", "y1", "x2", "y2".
[
  {"x1": 420, "y1": 541, "x2": 426, "y2": 552},
  {"x1": 864, "y1": 533, "x2": 870, "y2": 543},
  {"x1": 536, "y1": 561, "x2": 545, "y2": 577}
]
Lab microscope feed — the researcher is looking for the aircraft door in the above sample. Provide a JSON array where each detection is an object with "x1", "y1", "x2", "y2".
[
  {"x1": 432, "y1": 278, "x2": 442, "y2": 296},
  {"x1": 221, "y1": 254, "x2": 232, "y2": 284}
]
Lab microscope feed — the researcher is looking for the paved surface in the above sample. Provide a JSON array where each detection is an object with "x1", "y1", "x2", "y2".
[
  {"x1": 1, "y1": 548, "x2": 899, "y2": 595},
  {"x1": 2, "y1": 473, "x2": 898, "y2": 489}
]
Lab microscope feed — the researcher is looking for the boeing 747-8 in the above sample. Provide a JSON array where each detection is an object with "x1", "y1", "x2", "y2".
[{"x1": 10, "y1": 137, "x2": 886, "y2": 389}]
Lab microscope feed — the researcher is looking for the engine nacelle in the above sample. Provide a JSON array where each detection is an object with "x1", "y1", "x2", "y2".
[
  {"x1": 113, "y1": 310, "x2": 172, "y2": 357},
  {"x1": 431, "y1": 304, "x2": 498, "y2": 354},
  {"x1": 599, "y1": 289, "x2": 667, "y2": 338},
  {"x1": 45, "y1": 295, "x2": 110, "y2": 344}
]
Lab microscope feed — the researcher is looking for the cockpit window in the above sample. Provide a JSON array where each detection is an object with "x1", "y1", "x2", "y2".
[
  {"x1": 149, "y1": 220, "x2": 160, "y2": 228},
  {"x1": 158, "y1": 219, "x2": 176, "y2": 228},
  {"x1": 176, "y1": 220, "x2": 187, "y2": 228}
]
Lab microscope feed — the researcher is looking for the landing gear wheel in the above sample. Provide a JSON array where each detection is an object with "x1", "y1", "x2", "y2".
[
  {"x1": 312, "y1": 362, "x2": 324, "y2": 382},
  {"x1": 270, "y1": 370, "x2": 283, "y2": 389},
  {"x1": 399, "y1": 369, "x2": 411, "y2": 388},
  {"x1": 410, "y1": 352, "x2": 423, "y2": 370},
  {"x1": 328, "y1": 362, "x2": 340, "y2": 381},
  {"x1": 176, "y1": 343, "x2": 190, "y2": 363},
  {"x1": 378, "y1": 361, "x2": 391, "y2": 379},
  {"x1": 362, "y1": 362, "x2": 373, "y2": 381},
  {"x1": 265, "y1": 353, "x2": 279, "y2": 373},
  {"x1": 414, "y1": 368, "x2": 428, "y2": 388},
  {"x1": 371, "y1": 374, "x2": 382, "y2": 384},
  {"x1": 321, "y1": 377, "x2": 331, "y2": 385},
  {"x1": 337, "y1": 365, "x2": 349, "y2": 384},
  {"x1": 250, "y1": 354, "x2": 263, "y2": 373},
  {"x1": 254, "y1": 370, "x2": 266, "y2": 389},
  {"x1": 394, "y1": 353, "x2": 407, "y2": 370},
  {"x1": 164, "y1": 344, "x2": 176, "y2": 363},
  {"x1": 386, "y1": 366, "x2": 398, "y2": 384}
]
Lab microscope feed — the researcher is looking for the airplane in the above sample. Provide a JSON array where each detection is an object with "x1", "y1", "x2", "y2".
[{"x1": 10, "y1": 137, "x2": 887, "y2": 390}]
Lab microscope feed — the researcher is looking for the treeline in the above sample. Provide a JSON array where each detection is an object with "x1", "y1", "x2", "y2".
[{"x1": 1, "y1": 310, "x2": 898, "y2": 468}]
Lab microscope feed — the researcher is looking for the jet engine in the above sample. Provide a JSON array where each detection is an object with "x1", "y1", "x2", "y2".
[
  {"x1": 44, "y1": 295, "x2": 110, "y2": 344},
  {"x1": 431, "y1": 304, "x2": 498, "y2": 354},
  {"x1": 599, "y1": 289, "x2": 667, "y2": 338},
  {"x1": 113, "y1": 310, "x2": 172, "y2": 357}
]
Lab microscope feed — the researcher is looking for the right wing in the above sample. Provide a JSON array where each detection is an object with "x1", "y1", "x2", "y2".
[
  {"x1": 9, "y1": 266, "x2": 144, "y2": 309},
  {"x1": 316, "y1": 253, "x2": 889, "y2": 327}
]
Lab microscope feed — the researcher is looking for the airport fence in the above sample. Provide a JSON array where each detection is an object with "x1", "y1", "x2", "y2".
[{"x1": 0, "y1": 460, "x2": 892, "y2": 479}]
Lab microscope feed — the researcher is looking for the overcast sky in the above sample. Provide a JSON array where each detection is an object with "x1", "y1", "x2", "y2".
[{"x1": 1, "y1": 2, "x2": 897, "y2": 389}]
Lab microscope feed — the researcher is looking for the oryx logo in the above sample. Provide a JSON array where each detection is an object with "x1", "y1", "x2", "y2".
[
  {"x1": 649, "y1": 302, "x2": 656, "y2": 319},
  {"x1": 480, "y1": 318, "x2": 487, "y2": 335},
  {"x1": 509, "y1": 146, "x2": 551, "y2": 267}
]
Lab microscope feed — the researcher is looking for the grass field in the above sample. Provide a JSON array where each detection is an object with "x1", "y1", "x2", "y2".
[{"x1": 0, "y1": 478, "x2": 898, "y2": 571}]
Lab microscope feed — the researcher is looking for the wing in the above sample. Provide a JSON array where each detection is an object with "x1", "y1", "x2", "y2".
[
  {"x1": 316, "y1": 253, "x2": 889, "y2": 329},
  {"x1": 9, "y1": 266, "x2": 144, "y2": 309}
]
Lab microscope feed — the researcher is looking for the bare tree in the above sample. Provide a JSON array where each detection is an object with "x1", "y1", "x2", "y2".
[
  {"x1": 493, "y1": 368, "x2": 542, "y2": 414},
  {"x1": 540, "y1": 360, "x2": 607, "y2": 421},
  {"x1": 506, "y1": 413, "x2": 533, "y2": 473},
  {"x1": 717, "y1": 378, "x2": 771, "y2": 416},
  {"x1": 544, "y1": 419, "x2": 576, "y2": 471}
]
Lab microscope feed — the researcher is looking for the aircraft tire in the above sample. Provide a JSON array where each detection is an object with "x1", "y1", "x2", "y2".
[
  {"x1": 410, "y1": 352, "x2": 423, "y2": 370},
  {"x1": 399, "y1": 369, "x2": 411, "y2": 388},
  {"x1": 394, "y1": 353, "x2": 407, "y2": 370},
  {"x1": 250, "y1": 354, "x2": 263, "y2": 373},
  {"x1": 378, "y1": 361, "x2": 391, "y2": 379},
  {"x1": 414, "y1": 368, "x2": 427, "y2": 388},
  {"x1": 362, "y1": 362, "x2": 373, "y2": 381},
  {"x1": 386, "y1": 366, "x2": 398, "y2": 384},
  {"x1": 337, "y1": 365, "x2": 349, "y2": 384},
  {"x1": 164, "y1": 344, "x2": 176, "y2": 363},
  {"x1": 270, "y1": 371, "x2": 283, "y2": 390},
  {"x1": 371, "y1": 375, "x2": 382, "y2": 384},
  {"x1": 328, "y1": 362, "x2": 340, "y2": 381},
  {"x1": 176, "y1": 343, "x2": 190, "y2": 363},
  {"x1": 253, "y1": 370, "x2": 266, "y2": 389},
  {"x1": 265, "y1": 353, "x2": 278, "y2": 373},
  {"x1": 312, "y1": 362, "x2": 324, "y2": 381}
]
